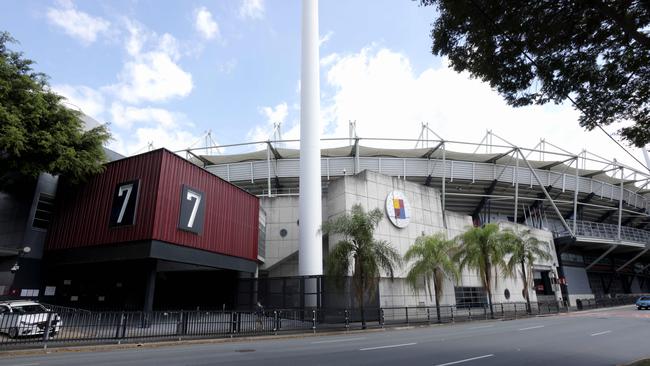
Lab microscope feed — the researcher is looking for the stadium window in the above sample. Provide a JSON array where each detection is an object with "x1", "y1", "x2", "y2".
[{"x1": 32, "y1": 193, "x2": 55, "y2": 230}]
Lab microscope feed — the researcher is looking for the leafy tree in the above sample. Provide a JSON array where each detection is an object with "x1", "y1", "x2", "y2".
[
  {"x1": 420, "y1": 0, "x2": 650, "y2": 147},
  {"x1": 454, "y1": 223, "x2": 509, "y2": 318},
  {"x1": 322, "y1": 204, "x2": 402, "y2": 329},
  {"x1": 503, "y1": 228, "x2": 552, "y2": 314},
  {"x1": 0, "y1": 32, "x2": 110, "y2": 192},
  {"x1": 404, "y1": 233, "x2": 458, "y2": 323}
]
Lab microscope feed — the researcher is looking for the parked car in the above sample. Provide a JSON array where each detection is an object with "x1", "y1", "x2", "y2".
[
  {"x1": 636, "y1": 296, "x2": 650, "y2": 310},
  {"x1": 0, "y1": 301, "x2": 61, "y2": 338}
]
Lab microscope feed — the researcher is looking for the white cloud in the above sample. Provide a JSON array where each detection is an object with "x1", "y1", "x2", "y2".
[
  {"x1": 108, "y1": 20, "x2": 193, "y2": 104},
  {"x1": 109, "y1": 127, "x2": 203, "y2": 156},
  {"x1": 217, "y1": 58, "x2": 238, "y2": 74},
  {"x1": 264, "y1": 46, "x2": 644, "y2": 170},
  {"x1": 319, "y1": 31, "x2": 333, "y2": 47},
  {"x1": 110, "y1": 102, "x2": 178, "y2": 129},
  {"x1": 239, "y1": 0, "x2": 264, "y2": 19},
  {"x1": 247, "y1": 102, "x2": 289, "y2": 143},
  {"x1": 261, "y1": 102, "x2": 288, "y2": 124},
  {"x1": 194, "y1": 7, "x2": 220, "y2": 40},
  {"x1": 52, "y1": 84, "x2": 105, "y2": 118},
  {"x1": 46, "y1": 0, "x2": 110, "y2": 45}
]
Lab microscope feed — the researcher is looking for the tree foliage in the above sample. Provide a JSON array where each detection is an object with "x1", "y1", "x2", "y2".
[
  {"x1": 454, "y1": 223, "x2": 509, "y2": 317},
  {"x1": 503, "y1": 228, "x2": 552, "y2": 313},
  {"x1": 322, "y1": 204, "x2": 401, "y2": 328},
  {"x1": 0, "y1": 32, "x2": 110, "y2": 191},
  {"x1": 421, "y1": 0, "x2": 650, "y2": 147},
  {"x1": 404, "y1": 232, "x2": 458, "y2": 321}
]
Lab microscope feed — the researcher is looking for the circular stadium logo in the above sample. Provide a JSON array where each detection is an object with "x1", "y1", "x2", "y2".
[{"x1": 385, "y1": 190, "x2": 410, "y2": 228}]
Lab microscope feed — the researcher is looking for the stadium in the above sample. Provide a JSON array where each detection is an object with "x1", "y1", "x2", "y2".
[{"x1": 178, "y1": 126, "x2": 650, "y2": 310}]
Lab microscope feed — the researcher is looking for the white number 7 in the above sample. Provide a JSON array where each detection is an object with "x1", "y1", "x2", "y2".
[
  {"x1": 186, "y1": 190, "x2": 201, "y2": 228},
  {"x1": 117, "y1": 184, "x2": 133, "y2": 224}
]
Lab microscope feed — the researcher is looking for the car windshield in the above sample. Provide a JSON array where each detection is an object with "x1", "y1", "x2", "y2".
[
  {"x1": 12, "y1": 305, "x2": 47, "y2": 314},
  {"x1": 639, "y1": 297, "x2": 650, "y2": 301}
]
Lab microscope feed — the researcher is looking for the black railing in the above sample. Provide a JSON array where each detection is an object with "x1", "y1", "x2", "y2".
[
  {"x1": 575, "y1": 295, "x2": 639, "y2": 310},
  {"x1": 0, "y1": 299, "x2": 629, "y2": 350}
]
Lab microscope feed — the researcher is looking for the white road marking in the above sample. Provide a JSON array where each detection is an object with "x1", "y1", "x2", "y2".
[
  {"x1": 433, "y1": 354, "x2": 495, "y2": 366},
  {"x1": 359, "y1": 342, "x2": 417, "y2": 351},
  {"x1": 518, "y1": 325, "x2": 544, "y2": 331},
  {"x1": 10, "y1": 363, "x2": 40, "y2": 366},
  {"x1": 311, "y1": 337, "x2": 366, "y2": 344},
  {"x1": 468, "y1": 325, "x2": 494, "y2": 330},
  {"x1": 590, "y1": 330, "x2": 612, "y2": 336}
]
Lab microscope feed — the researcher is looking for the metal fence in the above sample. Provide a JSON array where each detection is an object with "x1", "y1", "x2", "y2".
[
  {"x1": 575, "y1": 295, "x2": 639, "y2": 310},
  {"x1": 554, "y1": 220, "x2": 650, "y2": 245},
  {"x1": 0, "y1": 299, "x2": 627, "y2": 350}
]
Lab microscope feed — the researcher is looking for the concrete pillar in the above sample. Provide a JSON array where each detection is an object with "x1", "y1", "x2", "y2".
[
  {"x1": 298, "y1": 0, "x2": 323, "y2": 277},
  {"x1": 143, "y1": 260, "x2": 157, "y2": 312}
]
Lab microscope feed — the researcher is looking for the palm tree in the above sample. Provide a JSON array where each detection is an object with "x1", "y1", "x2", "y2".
[
  {"x1": 404, "y1": 233, "x2": 458, "y2": 323},
  {"x1": 454, "y1": 223, "x2": 509, "y2": 318},
  {"x1": 322, "y1": 204, "x2": 402, "y2": 329},
  {"x1": 503, "y1": 228, "x2": 552, "y2": 314}
]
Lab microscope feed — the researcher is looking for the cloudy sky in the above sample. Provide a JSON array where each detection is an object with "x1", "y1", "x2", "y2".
[{"x1": 3, "y1": 0, "x2": 647, "y2": 172}]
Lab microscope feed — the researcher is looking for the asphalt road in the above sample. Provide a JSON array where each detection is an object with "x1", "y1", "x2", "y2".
[{"x1": 1, "y1": 305, "x2": 648, "y2": 366}]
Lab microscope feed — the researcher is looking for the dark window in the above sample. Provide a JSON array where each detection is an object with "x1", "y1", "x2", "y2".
[
  {"x1": 258, "y1": 211, "x2": 266, "y2": 258},
  {"x1": 454, "y1": 286, "x2": 487, "y2": 308},
  {"x1": 32, "y1": 193, "x2": 55, "y2": 230}
]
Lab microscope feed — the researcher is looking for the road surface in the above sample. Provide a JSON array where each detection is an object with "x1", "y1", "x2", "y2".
[{"x1": 1, "y1": 305, "x2": 648, "y2": 366}]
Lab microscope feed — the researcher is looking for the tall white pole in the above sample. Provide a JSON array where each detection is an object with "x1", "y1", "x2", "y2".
[{"x1": 299, "y1": 0, "x2": 322, "y2": 276}]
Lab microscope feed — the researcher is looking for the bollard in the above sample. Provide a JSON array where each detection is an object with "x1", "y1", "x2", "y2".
[
  {"x1": 501, "y1": 303, "x2": 504, "y2": 318},
  {"x1": 380, "y1": 309, "x2": 385, "y2": 328},
  {"x1": 451, "y1": 307, "x2": 455, "y2": 323},
  {"x1": 426, "y1": 308, "x2": 431, "y2": 325},
  {"x1": 312, "y1": 310, "x2": 316, "y2": 333},
  {"x1": 405, "y1": 307, "x2": 409, "y2": 325},
  {"x1": 344, "y1": 309, "x2": 350, "y2": 330},
  {"x1": 468, "y1": 306, "x2": 472, "y2": 321}
]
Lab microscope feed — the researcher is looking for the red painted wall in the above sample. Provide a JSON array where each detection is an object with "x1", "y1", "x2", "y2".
[{"x1": 46, "y1": 149, "x2": 259, "y2": 262}]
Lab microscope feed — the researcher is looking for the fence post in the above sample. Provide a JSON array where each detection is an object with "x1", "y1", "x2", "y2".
[
  {"x1": 405, "y1": 307, "x2": 409, "y2": 325},
  {"x1": 426, "y1": 308, "x2": 431, "y2": 325},
  {"x1": 380, "y1": 309, "x2": 385, "y2": 328},
  {"x1": 514, "y1": 304, "x2": 517, "y2": 319},
  {"x1": 451, "y1": 307, "x2": 454, "y2": 323},
  {"x1": 115, "y1": 312, "x2": 125, "y2": 340},
  {"x1": 312, "y1": 310, "x2": 316, "y2": 333},
  {"x1": 41, "y1": 312, "x2": 53, "y2": 350},
  {"x1": 468, "y1": 306, "x2": 472, "y2": 321},
  {"x1": 501, "y1": 303, "x2": 504, "y2": 318},
  {"x1": 344, "y1": 309, "x2": 350, "y2": 330},
  {"x1": 483, "y1": 304, "x2": 487, "y2": 320},
  {"x1": 230, "y1": 312, "x2": 237, "y2": 335},
  {"x1": 273, "y1": 311, "x2": 278, "y2": 334}
]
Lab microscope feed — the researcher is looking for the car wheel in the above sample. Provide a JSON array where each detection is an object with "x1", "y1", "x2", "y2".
[{"x1": 8, "y1": 327, "x2": 18, "y2": 339}]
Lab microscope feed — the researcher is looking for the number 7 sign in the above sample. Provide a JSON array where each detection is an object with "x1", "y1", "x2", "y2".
[
  {"x1": 178, "y1": 185, "x2": 205, "y2": 234},
  {"x1": 109, "y1": 180, "x2": 140, "y2": 227}
]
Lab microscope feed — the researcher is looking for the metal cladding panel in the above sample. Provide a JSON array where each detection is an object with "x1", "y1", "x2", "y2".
[
  {"x1": 46, "y1": 150, "x2": 163, "y2": 250},
  {"x1": 153, "y1": 151, "x2": 259, "y2": 262}
]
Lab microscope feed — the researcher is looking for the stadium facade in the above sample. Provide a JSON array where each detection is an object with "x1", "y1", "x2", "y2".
[{"x1": 192, "y1": 133, "x2": 650, "y2": 308}]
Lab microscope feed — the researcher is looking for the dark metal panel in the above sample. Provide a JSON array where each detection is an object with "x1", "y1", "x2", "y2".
[
  {"x1": 46, "y1": 150, "x2": 164, "y2": 250},
  {"x1": 152, "y1": 151, "x2": 259, "y2": 261}
]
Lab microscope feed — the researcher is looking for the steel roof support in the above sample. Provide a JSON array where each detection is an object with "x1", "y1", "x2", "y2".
[
  {"x1": 616, "y1": 249, "x2": 649, "y2": 272},
  {"x1": 267, "y1": 143, "x2": 272, "y2": 197},
  {"x1": 514, "y1": 149, "x2": 519, "y2": 224},
  {"x1": 573, "y1": 156, "x2": 579, "y2": 235},
  {"x1": 618, "y1": 167, "x2": 624, "y2": 240},
  {"x1": 472, "y1": 179, "x2": 498, "y2": 220},
  {"x1": 585, "y1": 245, "x2": 619, "y2": 271},
  {"x1": 517, "y1": 149, "x2": 574, "y2": 236},
  {"x1": 442, "y1": 142, "x2": 447, "y2": 229}
]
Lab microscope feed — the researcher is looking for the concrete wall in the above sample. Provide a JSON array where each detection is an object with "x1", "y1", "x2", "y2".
[{"x1": 262, "y1": 170, "x2": 561, "y2": 308}]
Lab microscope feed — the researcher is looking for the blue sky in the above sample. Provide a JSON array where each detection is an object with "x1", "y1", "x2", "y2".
[{"x1": 2, "y1": 0, "x2": 646, "y2": 170}]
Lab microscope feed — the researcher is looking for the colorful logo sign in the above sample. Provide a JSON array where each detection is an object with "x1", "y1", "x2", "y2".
[{"x1": 385, "y1": 190, "x2": 410, "y2": 228}]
